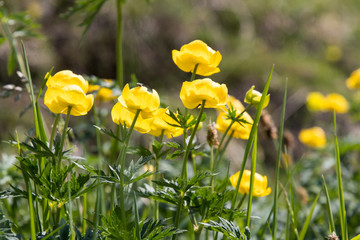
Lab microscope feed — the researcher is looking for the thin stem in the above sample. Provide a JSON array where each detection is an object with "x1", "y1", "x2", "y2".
[
  {"x1": 154, "y1": 130, "x2": 164, "y2": 221},
  {"x1": 118, "y1": 109, "x2": 141, "y2": 230},
  {"x1": 116, "y1": 0, "x2": 124, "y2": 89},
  {"x1": 272, "y1": 79, "x2": 287, "y2": 239},
  {"x1": 49, "y1": 114, "x2": 60, "y2": 151},
  {"x1": 190, "y1": 63, "x2": 199, "y2": 82},
  {"x1": 181, "y1": 100, "x2": 206, "y2": 180},
  {"x1": 246, "y1": 133, "x2": 257, "y2": 227},
  {"x1": 210, "y1": 145, "x2": 214, "y2": 192},
  {"x1": 57, "y1": 107, "x2": 72, "y2": 173}
]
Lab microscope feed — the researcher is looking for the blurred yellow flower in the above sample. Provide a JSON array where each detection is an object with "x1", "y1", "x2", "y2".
[
  {"x1": 325, "y1": 45, "x2": 342, "y2": 62},
  {"x1": 216, "y1": 96, "x2": 253, "y2": 139},
  {"x1": 118, "y1": 84, "x2": 160, "y2": 119},
  {"x1": 244, "y1": 86, "x2": 270, "y2": 108},
  {"x1": 298, "y1": 127, "x2": 326, "y2": 148},
  {"x1": 88, "y1": 80, "x2": 117, "y2": 102},
  {"x1": 44, "y1": 70, "x2": 94, "y2": 116},
  {"x1": 148, "y1": 109, "x2": 183, "y2": 138},
  {"x1": 111, "y1": 102, "x2": 153, "y2": 134},
  {"x1": 180, "y1": 78, "x2": 228, "y2": 109},
  {"x1": 306, "y1": 92, "x2": 327, "y2": 111},
  {"x1": 325, "y1": 93, "x2": 349, "y2": 114},
  {"x1": 229, "y1": 170, "x2": 271, "y2": 197},
  {"x1": 172, "y1": 40, "x2": 222, "y2": 76},
  {"x1": 346, "y1": 68, "x2": 360, "y2": 89},
  {"x1": 306, "y1": 92, "x2": 348, "y2": 114}
]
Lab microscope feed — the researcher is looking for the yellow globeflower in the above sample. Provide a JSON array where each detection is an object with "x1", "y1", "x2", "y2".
[
  {"x1": 148, "y1": 109, "x2": 183, "y2": 138},
  {"x1": 88, "y1": 80, "x2": 117, "y2": 102},
  {"x1": 111, "y1": 102, "x2": 153, "y2": 134},
  {"x1": 306, "y1": 92, "x2": 327, "y2": 112},
  {"x1": 180, "y1": 78, "x2": 228, "y2": 109},
  {"x1": 325, "y1": 93, "x2": 349, "y2": 114},
  {"x1": 346, "y1": 68, "x2": 360, "y2": 89},
  {"x1": 298, "y1": 127, "x2": 326, "y2": 148},
  {"x1": 172, "y1": 40, "x2": 222, "y2": 76},
  {"x1": 118, "y1": 84, "x2": 160, "y2": 119},
  {"x1": 44, "y1": 70, "x2": 94, "y2": 116},
  {"x1": 216, "y1": 96, "x2": 253, "y2": 139},
  {"x1": 229, "y1": 170, "x2": 271, "y2": 197}
]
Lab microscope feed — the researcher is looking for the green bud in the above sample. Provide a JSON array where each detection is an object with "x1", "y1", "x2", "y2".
[{"x1": 244, "y1": 85, "x2": 270, "y2": 108}]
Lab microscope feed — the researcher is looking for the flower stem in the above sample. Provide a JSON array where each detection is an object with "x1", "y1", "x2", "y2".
[
  {"x1": 116, "y1": 0, "x2": 124, "y2": 89},
  {"x1": 181, "y1": 100, "x2": 205, "y2": 180},
  {"x1": 49, "y1": 114, "x2": 60, "y2": 151},
  {"x1": 118, "y1": 109, "x2": 141, "y2": 229},
  {"x1": 154, "y1": 130, "x2": 164, "y2": 221},
  {"x1": 190, "y1": 63, "x2": 199, "y2": 82},
  {"x1": 57, "y1": 107, "x2": 72, "y2": 173}
]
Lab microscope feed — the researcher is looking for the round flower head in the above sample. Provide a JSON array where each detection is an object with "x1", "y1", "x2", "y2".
[
  {"x1": 229, "y1": 170, "x2": 271, "y2": 197},
  {"x1": 216, "y1": 96, "x2": 253, "y2": 139},
  {"x1": 298, "y1": 127, "x2": 326, "y2": 148},
  {"x1": 118, "y1": 84, "x2": 160, "y2": 119},
  {"x1": 325, "y1": 93, "x2": 349, "y2": 114},
  {"x1": 111, "y1": 102, "x2": 154, "y2": 134},
  {"x1": 172, "y1": 40, "x2": 222, "y2": 76},
  {"x1": 346, "y1": 68, "x2": 360, "y2": 89},
  {"x1": 44, "y1": 70, "x2": 94, "y2": 116},
  {"x1": 180, "y1": 78, "x2": 228, "y2": 109},
  {"x1": 306, "y1": 92, "x2": 327, "y2": 112},
  {"x1": 148, "y1": 109, "x2": 183, "y2": 138}
]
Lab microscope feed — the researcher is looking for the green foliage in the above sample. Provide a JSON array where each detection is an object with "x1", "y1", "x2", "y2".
[
  {"x1": 61, "y1": 0, "x2": 108, "y2": 38},
  {"x1": 0, "y1": 212, "x2": 17, "y2": 240},
  {"x1": 201, "y1": 217, "x2": 245, "y2": 240}
]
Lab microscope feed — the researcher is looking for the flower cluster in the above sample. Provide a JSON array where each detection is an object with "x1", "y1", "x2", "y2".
[{"x1": 306, "y1": 92, "x2": 349, "y2": 114}]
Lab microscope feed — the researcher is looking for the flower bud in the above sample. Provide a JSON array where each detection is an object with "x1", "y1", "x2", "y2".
[{"x1": 244, "y1": 85, "x2": 270, "y2": 108}]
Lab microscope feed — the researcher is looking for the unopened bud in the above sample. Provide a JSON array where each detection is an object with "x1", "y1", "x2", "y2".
[{"x1": 244, "y1": 85, "x2": 270, "y2": 108}]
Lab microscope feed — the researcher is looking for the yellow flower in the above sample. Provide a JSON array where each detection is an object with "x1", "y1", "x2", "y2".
[
  {"x1": 325, "y1": 93, "x2": 349, "y2": 114},
  {"x1": 44, "y1": 70, "x2": 94, "y2": 116},
  {"x1": 306, "y1": 92, "x2": 327, "y2": 111},
  {"x1": 306, "y1": 92, "x2": 349, "y2": 114},
  {"x1": 346, "y1": 68, "x2": 360, "y2": 89},
  {"x1": 298, "y1": 127, "x2": 326, "y2": 148},
  {"x1": 118, "y1": 84, "x2": 160, "y2": 119},
  {"x1": 111, "y1": 102, "x2": 153, "y2": 134},
  {"x1": 180, "y1": 78, "x2": 228, "y2": 109},
  {"x1": 148, "y1": 109, "x2": 183, "y2": 138},
  {"x1": 244, "y1": 85, "x2": 270, "y2": 108},
  {"x1": 216, "y1": 96, "x2": 253, "y2": 139},
  {"x1": 88, "y1": 80, "x2": 117, "y2": 102},
  {"x1": 172, "y1": 40, "x2": 222, "y2": 76},
  {"x1": 229, "y1": 170, "x2": 271, "y2": 197}
]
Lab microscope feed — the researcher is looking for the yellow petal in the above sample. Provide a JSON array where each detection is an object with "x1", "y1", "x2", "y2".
[
  {"x1": 298, "y1": 127, "x2": 326, "y2": 148},
  {"x1": 47, "y1": 70, "x2": 89, "y2": 93}
]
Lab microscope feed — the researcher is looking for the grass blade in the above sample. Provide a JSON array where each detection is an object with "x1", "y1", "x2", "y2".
[
  {"x1": 333, "y1": 111, "x2": 348, "y2": 240},
  {"x1": 298, "y1": 190, "x2": 321, "y2": 240},
  {"x1": 322, "y1": 175, "x2": 335, "y2": 234},
  {"x1": 272, "y1": 78, "x2": 288, "y2": 239}
]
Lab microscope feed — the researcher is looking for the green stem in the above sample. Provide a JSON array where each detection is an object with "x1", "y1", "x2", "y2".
[
  {"x1": 230, "y1": 65, "x2": 274, "y2": 220},
  {"x1": 190, "y1": 64, "x2": 199, "y2": 82},
  {"x1": 246, "y1": 133, "x2": 257, "y2": 227},
  {"x1": 210, "y1": 145, "x2": 214, "y2": 192},
  {"x1": 116, "y1": 0, "x2": 124, "y2": 89},
  {"x1": 272, "y1": 79, "x2": 287, "y2": 239},
  {"x1": 154, "y1": 130, "x2": 164, "y2": 221},
  {"x1": 49, "y1": 114, "x2": 60, "y2": 151},
  {"x1": 82, "y1": 193, "x2": 87, "y2": 235},
  {"x1": 333, "y1": 112, "x2": 348, "y2": 240},
  {"x1": 57, "y1": 107, "x2": 72, "y2": 174},
  {"x1": 118, "y1": 109, "x2": 141, "y2": 230},
  {"x1": 181, "y1": 100, "x2": 206, "y2": 180}
]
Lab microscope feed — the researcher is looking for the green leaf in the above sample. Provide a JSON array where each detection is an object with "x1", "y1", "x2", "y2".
[
  {"x1": 298, "y1": 191, "x2": 321, "y2": 240},
  {"x1": 201, "y1": 217, "x2": 244, "y2": 240},
  {"x1": 7, "y1": 48, "x2": 16, "y2": 75}
]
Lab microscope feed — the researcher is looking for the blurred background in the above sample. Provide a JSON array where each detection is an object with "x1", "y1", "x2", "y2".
[{"x1": 1, "y1": 0, "x2": 360, "y2": 160}]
